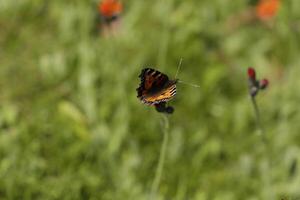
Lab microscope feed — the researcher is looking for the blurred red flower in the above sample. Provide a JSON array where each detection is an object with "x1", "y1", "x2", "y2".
[
  {"x1": 247, "y1": 67, "x2": 269, "y2": 97},
  {"x1": 98, "y1": 0, "x2": 123, "y2": 18},
  {"x1": 248, "y1": 67, "x2": 256, "y2": 81},
  {"x1": 259, "y1": 79, "x2": 269, "y2": 89},
  {"x1": 256, "y1": 0, "x2": 280, "y2": 20}
]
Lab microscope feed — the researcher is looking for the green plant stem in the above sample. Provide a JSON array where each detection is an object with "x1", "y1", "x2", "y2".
[
  {"x1": 150, "y1": 115, "x2": 169, "y2": 200},
  {"x1": 250, "y1": 96, "x2": 273, "y2": 199},
  {"x1": 251, "y1": 96, "x2": 266, "y2": 143}
]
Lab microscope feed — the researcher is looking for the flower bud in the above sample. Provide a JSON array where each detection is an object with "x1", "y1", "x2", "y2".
[{"x1": 259, "y1": 79, "x2": 269, "y2": 89}]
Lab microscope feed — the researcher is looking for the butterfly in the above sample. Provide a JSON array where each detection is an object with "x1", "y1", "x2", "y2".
[{"x1": 136, "y1": 68, "x2": 177, "y2": 109}]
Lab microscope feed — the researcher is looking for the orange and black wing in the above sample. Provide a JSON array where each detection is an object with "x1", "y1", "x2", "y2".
[
  {"x1": 136, "y1": 68, "x2": 169, "y2": 98},
  {"x1": 141, "y1": 83, "x2": 177, "y2": 105}
]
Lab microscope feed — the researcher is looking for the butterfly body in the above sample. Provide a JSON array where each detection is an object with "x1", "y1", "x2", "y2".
[{"x1": 136, "y1": 68, "x2": 177, "y2": 106}]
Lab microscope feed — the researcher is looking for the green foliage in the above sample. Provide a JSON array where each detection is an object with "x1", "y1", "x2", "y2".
[{"x1": 1, "y1": 0, "x2": 300, "y2": 199}]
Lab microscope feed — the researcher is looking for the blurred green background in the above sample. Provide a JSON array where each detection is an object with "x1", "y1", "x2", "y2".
[{"x1": 1, "y1": 0, "x2": 300, "y2": 199}]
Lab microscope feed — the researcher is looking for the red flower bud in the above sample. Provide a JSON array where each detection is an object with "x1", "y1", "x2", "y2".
[
  {"x1": 248, "y1": 67, "x2": 256, "y2": 81},
  {"x1": 259, "y1": 79, "x2": 269, "y2": 89}
]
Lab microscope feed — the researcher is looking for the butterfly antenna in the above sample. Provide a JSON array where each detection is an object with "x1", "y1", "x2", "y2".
[
  {"x1": 174, "y1": 58, "x2": 200, "y2": 88},
  {"x1": 178, "y1": 80, "x2": 201, "y2": 88},
  {"x1": 174, "y1": 58, "x2": 183, "y2": 79}
]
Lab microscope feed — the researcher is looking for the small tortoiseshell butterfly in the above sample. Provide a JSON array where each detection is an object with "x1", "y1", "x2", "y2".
[{"x1": 136, "y1": 68, "x2": 177, "y2": 113}]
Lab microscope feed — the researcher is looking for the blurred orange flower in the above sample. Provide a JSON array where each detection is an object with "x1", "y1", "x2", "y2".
[
  {"x1": 98, "y1": 0, "x2": 123, "y2": 18},
  {"x1": 256, "y1": 0, "x2": 280, "y2": 20}
]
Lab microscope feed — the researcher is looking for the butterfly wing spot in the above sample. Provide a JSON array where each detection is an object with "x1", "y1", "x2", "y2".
[
  {"x1": 137, "y1": 68, "x2": 153, "y2": 97},
  {"x1": 145, "y1": 75, "x2": 155, "y2": 90}
]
